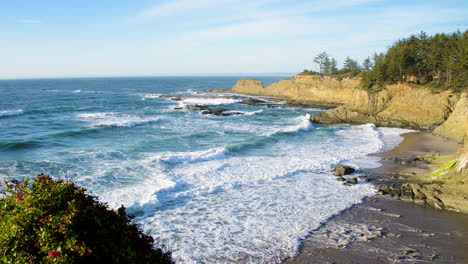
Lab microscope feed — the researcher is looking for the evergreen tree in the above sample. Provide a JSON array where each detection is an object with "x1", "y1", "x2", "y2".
[
  {"x1": 362, "y1": 57, "x2": 372, "y2": 71},
  {"x1": 343, "y1": 57, "x2": 360, "y2": 72},
  {"x1": 330, "y1": 58, "x2": 338, "y2": 74},
  {"x1": 323, "y1": 57, "x2": 332, "y2": 74},
  {"x1": 313, "y1": 52, "x2": 328, "y2": 75}
]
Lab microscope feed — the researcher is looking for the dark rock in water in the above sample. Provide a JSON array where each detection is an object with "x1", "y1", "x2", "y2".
[
  {"x1": 179, "y1": 105, "x2": 244, "y2": 116},
  {"x1": 332, "y1": 165, "x2": 355, "y2": 176},
  {"x1": 159, "y1": 95, "x2": 183, "y2": 101},
  {"x1": 240, "y1": 98, "x2": 283, "y2": 108},
  {"x1": 183, "y1": 105, "x2": 210, "y2": 111},
  {"x1": 241, "y1": 98, "x2": 267, "y2": 106},
  {"x1": 336, "y1": 176, "x2": 346, "y2": 182},
  {"x1": 345, "y1": 177, "x2": 358, "y2": 185}
]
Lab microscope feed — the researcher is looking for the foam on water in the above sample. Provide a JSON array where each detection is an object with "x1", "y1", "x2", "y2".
[
  {"x1": 94, "y1": 123, "x2": 409, "y2": 263},
  {"x1": 144, "y1": 94, "x2": 162, "y2": 99},
  {"x1": 264, "y1": 114, "x2": 313, "y2": 136},
  {"x1": 156, "y1": 147, "x2": 227, "y2": 164},
  {"x1": 72, "y1": 89, "x2": 82, "y2": 93},
  {"x1": 76, "y1": 112, "x2": 163, "y2": 127},
  {"x1": 0, "y1": 77, "x2": 417, "y2": 264},
  {"x1": 0, "y1": 109, "x2": 23, "y2": 118},
  {"x1": 219, "y1": 110, "x2": 264, "y2": 116},
  {"x1": 178, "y1": 97, "x2": 242, "y2": 106}
]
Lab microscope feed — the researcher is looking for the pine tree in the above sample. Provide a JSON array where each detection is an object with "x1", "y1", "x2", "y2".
[{"x1": 314, "y1": 52, "x2": 328, "y2": 75}]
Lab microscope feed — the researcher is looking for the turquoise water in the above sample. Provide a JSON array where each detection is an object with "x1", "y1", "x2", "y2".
[{"x1": 0, "y1": 77, "x2": 407, "y2": 263}]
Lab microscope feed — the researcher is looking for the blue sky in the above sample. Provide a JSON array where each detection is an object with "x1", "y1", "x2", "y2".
[{"x1": 1, "y1": 0, "x2": 467, "y2": 79}]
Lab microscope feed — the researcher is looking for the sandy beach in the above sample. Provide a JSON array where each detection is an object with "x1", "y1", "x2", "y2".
[{"x1": 284, "y1": 132, "x2": 468, "y2": 263}]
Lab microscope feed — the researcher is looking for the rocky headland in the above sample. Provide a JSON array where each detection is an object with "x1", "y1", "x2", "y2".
[{"x1": 227, "y1": 76, "x2": 468, "y2": 213}]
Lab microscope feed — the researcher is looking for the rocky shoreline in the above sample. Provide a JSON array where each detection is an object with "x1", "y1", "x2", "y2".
[
  {"x1": 224, "y1": 77, "x2": 467, "y2": 213},
  {"x1": 284, "y1": 131, "x2": 468, "y2": 263},
  {"x1": 215, "y1": 76, "x2": 468, "y2": 262}
]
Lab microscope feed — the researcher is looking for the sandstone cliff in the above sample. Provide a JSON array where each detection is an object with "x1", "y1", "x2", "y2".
[
  {"x1": 231, "y1": 77, "x2": 467, "y2": 141},
  {"x1": 311, "y1": 86, "x2": 466, "y2": 140},
  {"x1": 232, "y1": 76, "x2": 359, "y2": 105}
]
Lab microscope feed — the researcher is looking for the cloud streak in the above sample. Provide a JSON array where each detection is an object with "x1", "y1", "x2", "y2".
[{"x1": 16, "y1": 19, "x2": 42, "y2": 24}]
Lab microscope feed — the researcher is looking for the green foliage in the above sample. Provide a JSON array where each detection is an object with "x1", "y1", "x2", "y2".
[
  {"x1": 361, "y1": 30, "x2": 468, "y2": 91},
  {"x1": 298, "y1": 69, "x2": 319, "y2": 75},
  {"x1": 0, "y1": 174, "x2": 173, "y2": 264},
  {"x1": 302, "y1": 52, "x2": 363, "y2": 77}
]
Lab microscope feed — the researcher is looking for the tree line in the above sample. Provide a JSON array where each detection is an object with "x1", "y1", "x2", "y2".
[
  {"x1": 301, "y1": 51, "x2": 381, "y2": 77},
  {"x1": 301, "y1": 30, "x2": 467, "y2": 91}
]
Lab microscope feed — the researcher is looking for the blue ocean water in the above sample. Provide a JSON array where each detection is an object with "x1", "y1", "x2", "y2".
[{"x1": 0, "y1": 77, "x2": 408, "y2": 263}]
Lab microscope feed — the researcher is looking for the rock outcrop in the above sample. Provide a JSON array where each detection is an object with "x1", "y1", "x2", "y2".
[
  {"x1": 433, "y1": 93, "x2": 468, "y2": 140},
  {"x1": 311, "y1": 85, "x2": 462, "y2": 131},
  {"x1": 231, "y1": 76, "x2": 467, "y2": 141},
  {"x1": 311, "y1": 86, "x2": 466, "y2": 139},
  {"x1": 232, "y1": 76, "x2": 359, "y2": 105}
]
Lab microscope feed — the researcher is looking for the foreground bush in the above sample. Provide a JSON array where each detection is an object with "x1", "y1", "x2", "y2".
[{"x1": 0, "y1": 174, "x2": 173, "y2": 264}]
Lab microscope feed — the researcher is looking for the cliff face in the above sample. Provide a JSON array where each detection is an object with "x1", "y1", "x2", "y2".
[
  {"x1": 231, "y1": 77, "x2": 467, "y2": 141},
  {"x1": 232, "y1": 76, "x2": 359, "y2": 105},
  {"x1": 312, "y1": 87, "x2": 466, "y2": 140}
]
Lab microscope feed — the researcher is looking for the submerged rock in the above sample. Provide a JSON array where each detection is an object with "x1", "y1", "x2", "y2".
[
  {"x1": 240, "y1": 98, "x2": 266, "y2": 106},
  {"x1": 345, "y1": 177, "x2": 358, "y2": 185},
  {"x1": 336, "y1": 176, "x2": 346, "y2": 182},
  {"x1": 177, "y1": 105, "x2": 244, "y2": 116},
  {"x1": 240, "y1": 98, "x2": 283, "y2": 108},
  {"x1": 332, "y1": 165, "x2": 356, "y2": 176}
]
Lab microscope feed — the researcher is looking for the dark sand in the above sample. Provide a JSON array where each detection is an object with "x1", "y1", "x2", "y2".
[{"x1": 284, "y1": 132, "x2": 468, "y2": 263}]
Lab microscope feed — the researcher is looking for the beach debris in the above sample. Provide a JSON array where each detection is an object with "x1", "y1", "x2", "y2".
[{"x1": 332, "y1": 165, "x2": 355, "y2": 176}]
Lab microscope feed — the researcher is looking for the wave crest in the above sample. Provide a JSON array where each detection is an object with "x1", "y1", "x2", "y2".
[
  {"x1": 0, "y1": 109, "x2": 24, "y2": 118},
  {"x1": 156, "y1": 147, "x2": 227, "y2": 164},
  {"x1": 76, "y1": 112, "x2": 163, "y2": 127},
  {"x1": 178, "y1": 97, "x2": 242, "y2": 106},
  {"x1": 265, "y1": 114, "x2": 313, "y2": 136}
]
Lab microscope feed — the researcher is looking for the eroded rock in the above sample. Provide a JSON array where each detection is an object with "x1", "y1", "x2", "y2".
[{"x1": 332, "y1": 165, "x2": 355, "y2": 176}]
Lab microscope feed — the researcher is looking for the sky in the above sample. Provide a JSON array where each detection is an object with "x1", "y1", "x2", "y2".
[{"x1": 1, "y1": 0, "x2": 467, "y2": 79}]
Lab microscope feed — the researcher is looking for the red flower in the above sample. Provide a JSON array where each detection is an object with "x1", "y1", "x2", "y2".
[
  {"x1": 48, "y1": 251, "x2": 60, "y2": 258},
  {"x1": 15, "y1": 196, "x2": 23, "y2": 203}
]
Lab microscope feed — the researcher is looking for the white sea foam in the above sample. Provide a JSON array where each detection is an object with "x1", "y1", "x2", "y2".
[
  {"x1": 221, "y1": 110, "x2": 264, "y2": 116},
  {"x1": 264, "y1": 114, "x2": 313, "y2": 136},
  {"x1": 178, "y1": 97, "x2": 242, "y2": 106},
  {"x1": 156, "y1": 147, "x2": 227, "y2": 164},
  {"x1": 144, "y1": 94, "x2": 162, "y2": 99},
  {"x1": 72, "y1": 89, "x2": 81, "y2": 93},
  {"x1": 76, "y1": 112, "x2": 163, "y2": 127},
  {"x1": 0, "y1": 109, "x2": 23, "y2": 117},
  {"x1": 67, "y1": 117, "x2": 411, "y2": 264}
]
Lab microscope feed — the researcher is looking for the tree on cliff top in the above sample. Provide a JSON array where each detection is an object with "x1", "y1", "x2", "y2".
[
  {"x1": 314, "y1": 52, "x2": 328, "y2": 75},
  {"x1": 361, "y1": 30, "x2": 468, "y2": 91},
  {"x1": 0, "y1": 174, "x2": 173, "y2": 264}
]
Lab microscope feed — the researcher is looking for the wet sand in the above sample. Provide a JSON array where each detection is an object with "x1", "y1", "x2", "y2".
[{"x1": 284, "y1": 132, "x2": 468, "y2": 263}]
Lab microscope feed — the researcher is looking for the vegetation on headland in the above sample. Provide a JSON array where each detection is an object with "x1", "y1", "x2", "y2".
[
  {"x1": 0, "y1": 174, "x2": 173, "y2": 264},
  {"x1": 300, "y1": 30, "x2": 468, "y2": 91}
]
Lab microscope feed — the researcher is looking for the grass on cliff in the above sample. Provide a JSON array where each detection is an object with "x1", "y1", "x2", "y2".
[
  {"x1": 428, "y1": 159, "x2": 459, "y2": 178},
  {"x1": 0, "y1": 174, "x2": 173, "y2": 264}
]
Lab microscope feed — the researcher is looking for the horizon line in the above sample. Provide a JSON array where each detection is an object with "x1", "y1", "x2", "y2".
[{"x1": 0, "y1": 72, "x2": 296, "y2": 81}]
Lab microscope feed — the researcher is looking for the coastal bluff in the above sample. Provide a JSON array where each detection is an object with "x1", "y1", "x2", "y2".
[
  {"x1": 232, "y1": 76, "x2": 359, "y2": 105},
  {"x1": 231, "y1": 76, "x2": 467, "y2": 141}
]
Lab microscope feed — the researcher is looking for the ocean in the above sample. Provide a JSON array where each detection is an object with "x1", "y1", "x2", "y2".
[{"x1": 0, "y1": 76, "x2": 410, "y2": 263}]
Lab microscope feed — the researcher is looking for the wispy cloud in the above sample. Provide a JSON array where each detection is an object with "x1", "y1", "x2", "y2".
[
  {"x1": 131, "y1": 0, "x2": 237, "y2": 22},
  {"x1": 16, "y1": 19, "x2": 42, "y2": 24}
]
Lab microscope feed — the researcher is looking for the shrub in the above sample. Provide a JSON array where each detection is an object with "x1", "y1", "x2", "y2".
[{"x1": 0, "y1": 174, "x2": 173, "y2": 264}]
